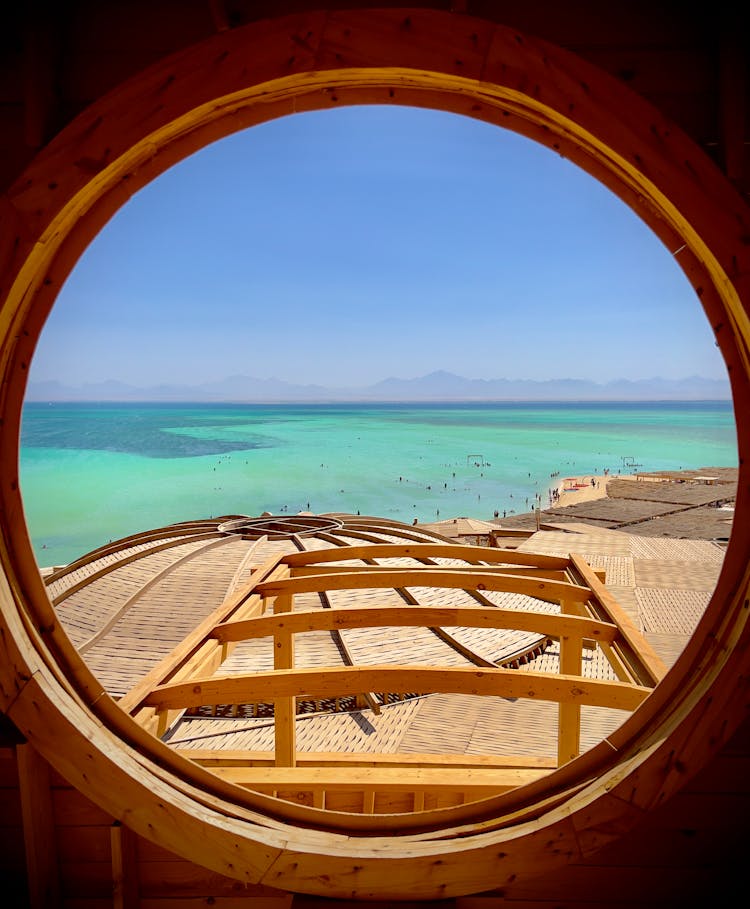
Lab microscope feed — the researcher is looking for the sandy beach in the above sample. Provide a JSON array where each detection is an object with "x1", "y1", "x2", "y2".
[
  {"x1": 553, "y1": 473, "x2": 611, "y2": 507},
  {"x1": 481, "y1": 465, "x2": 737, "y2": 544}
]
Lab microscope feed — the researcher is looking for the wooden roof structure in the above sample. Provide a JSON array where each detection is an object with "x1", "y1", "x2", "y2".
[
  {"x1": 45, "y1": 515, "x2": 668, "y2": 806},
  {"x1": 4, "y1": 510, "x2": 728, "y2": 904},
  {"x1": 1, "y1": 2, "x2": 750, "y2": 906}
]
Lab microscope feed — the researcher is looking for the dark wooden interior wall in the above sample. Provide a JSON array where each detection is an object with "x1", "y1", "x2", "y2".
[
  {"x1": 2, "y1": 721, "x2": 749, "y2": 906},
  {"x1": 1, "y1": 2, "x2": 749, "y2": 906},
  {"x1": 2, "y1": 2, "x2": 747, "y2": 199}
]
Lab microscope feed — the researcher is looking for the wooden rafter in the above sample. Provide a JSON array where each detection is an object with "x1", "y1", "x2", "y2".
[
  {"x1": 212, "y1": 604, "x2": 618, "y2": 643},
  {"x1": 113, "y1": 539, "x2": 665, "y2": 810},
  {"x1": 145, "y1": 664, "x2": 652, "y2": 712},
  {"x1": 255, "y1": 568, "x2": 592, "y2": 604}
]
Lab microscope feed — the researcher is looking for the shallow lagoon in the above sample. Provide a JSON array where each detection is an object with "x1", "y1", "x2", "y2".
[{"x1": 20, "y1": 400, "x2": 737, "y2": 567}]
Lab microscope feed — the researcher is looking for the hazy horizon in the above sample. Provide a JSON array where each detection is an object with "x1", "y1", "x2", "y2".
[{"x1": 25, "y1": 368, "x2": 731, "y2": 403}]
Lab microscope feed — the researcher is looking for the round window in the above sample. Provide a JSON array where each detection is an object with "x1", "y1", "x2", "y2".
[{"x1": 1, "y1": 10, "x2": 748, "y2": 900}]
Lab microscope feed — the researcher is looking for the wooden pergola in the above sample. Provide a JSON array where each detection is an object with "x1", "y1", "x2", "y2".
[
  {"x1": 1, "y1": 2, "x2": 749, "y2": 905},
  {"x1": 40, "y1": 514, "x2": 666, "y2": 824},
  {"x1": 119, "y1": 537, "x2": 663, "y2": 813}
]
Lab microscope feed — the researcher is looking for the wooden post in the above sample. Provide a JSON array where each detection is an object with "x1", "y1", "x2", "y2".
[
  {"x1": 557, "y1": 599, "x2": 582, "y2": 766},
  {"x1": 111, "y1": 821, "x2": 138, "y2": 909},
  {"x1": 17, "y1": 744, "x2": 61, "y2": 909},
  {"x1": 273, "y1": 592, "x2": 296, "y2": 767}
]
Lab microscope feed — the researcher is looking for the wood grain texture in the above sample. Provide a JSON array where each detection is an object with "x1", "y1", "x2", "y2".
[{"x1": 0, "y1": 2, "x2": 749, "y2": 901}]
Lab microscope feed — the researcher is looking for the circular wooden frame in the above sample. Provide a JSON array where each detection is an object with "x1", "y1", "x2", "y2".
[{"x1": 1, "y1": 9, "x2": 749, "y2": 900}]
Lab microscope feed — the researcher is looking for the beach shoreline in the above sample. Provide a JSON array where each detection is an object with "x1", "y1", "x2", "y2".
[
  {"x1": 481, "y1": 465, "x2": 737, "y2": 544},
  {"x1": 553, "y1": 473, "x2": 611, "y2": 507},
  {"x1": 22, "y1": 400, "x2": 736, "y2": 567},
  {"x1": 40, "y1": 466, "x2": 736, "y2": 573}
]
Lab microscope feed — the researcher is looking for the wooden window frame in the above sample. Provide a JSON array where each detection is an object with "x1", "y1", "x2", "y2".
[{"x1": 1, "y1": 8, "x2": 748, "y2": 900}]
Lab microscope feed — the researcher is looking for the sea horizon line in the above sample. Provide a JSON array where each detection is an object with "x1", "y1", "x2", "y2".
[{"x1": 22, "y1": 397, "x2": 734, "y2": 405}]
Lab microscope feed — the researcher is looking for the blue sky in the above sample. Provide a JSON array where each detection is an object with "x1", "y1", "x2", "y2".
[{"x1": 28, "y1": 105, "x2": 728, "y2": 389}]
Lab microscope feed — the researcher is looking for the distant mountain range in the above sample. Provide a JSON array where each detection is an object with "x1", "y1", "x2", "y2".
[{"x1": 24, "y1": 371, "x2": 732, "y2": 402}]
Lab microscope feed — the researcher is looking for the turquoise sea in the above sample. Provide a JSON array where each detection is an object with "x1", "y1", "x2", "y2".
[{"x1": 19, "y1": 400, "x2": 738, "y2": 568}]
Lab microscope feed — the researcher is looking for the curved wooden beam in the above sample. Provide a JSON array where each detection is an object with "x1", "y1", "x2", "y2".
[
  {"x1": 293, "y1": 563, "x2": 568, "y2": 580},
  {"x1": 44, "y1": 521, "x2": 223, "y2": 586},
  {"x1": 212, "y1": 604, "x2": 617, "y2": 644},
  {"x1": 280, "y1": 542, "x2": 569, "y2": 568},
  {"x1": 145, "y1": 664, "x2": 652, "y2": 712},
  {"x1": 50, "y1": 532, "x2": 224, "y2": 605},
  {"x1": 77, "y1": 535, "x2": 238, "y2": 654},
  {"x1": 0, "y1": 5, "x2": 749, "y2": 901},
  {"x1": 256, "y1": 568, "x2": 591, "y2": 604}
]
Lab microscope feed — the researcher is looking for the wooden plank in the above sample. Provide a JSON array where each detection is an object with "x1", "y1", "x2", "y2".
[
  {"x1": 17, "y1": 743, "x2": 61, "y2": 909},
  {"x1": 269, "y1": 595, "x2": 300, "y2": 764},
  {"x1": 130, "y1": 706, "x2": 160, "y2": 735},
  {"x1": 256, "y1": 569, "x2": 591, "y2": 604},
  {"x1": 137, "y1": 899, "x2": 292, "y2": 909},
  {"x1": 111, "y1": 822, "x2": 138, "y2": 909},
  {"x1": 0, "y1": 790, "x2": 23, "y2": 828},
  {"x1": 52, "y1": 789, "x2": 114, "y2": 827},
  {"x1": 557, "y1": 600, "x2": 583, "y2": 766},
  {"x1": 173, "y1": 750, "x2": 559, "y2": 771},
  {"x1": 1, "y1": 3, "x2": 747, "y2": 899},
  {"x1": 151, "y1": 635, "x2": 231, "y2": 735},
  {"x1": 281, "y1": 542, "x2": 570, "y2": 568},
  {"x1": 10, "y1": 674, "x2": 287, "y2": 876},
  {"x1": 59, "y1": 902, "x2": 116, "y2": 909},
  {"x1": 213, "y1": 605, "x2": 616, "y2": 644},
  {"x1": 22, "y1": 7, "x2": 61, "y2": 149},
  {"x1": 145, "y1": 665, "x2": 652, "y2": 712},
  {"x1": 292, "y1": 564, "x2": 569, "y2": 581},
  {"x1": 429, "y1": 625, "x2": 498, "y2": 668},
  {"x1": 204, "y1": 765, "x2": 550, "y2": 793},
  {"x1": 55, "y1": 824, "x2": 112, "y2": 863},
  {"x1": 134, "y1": 858, "x2": 291, "y2": 897},
  {"x1": 570, "y1": 553, "x2": 667, "y2": 685},
  {"x1": 273, "y1": 593, "x2": 295, "y2": 768},
  {"x1": 44, "y1": 522, "x2": 220, "y2": 586}
]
